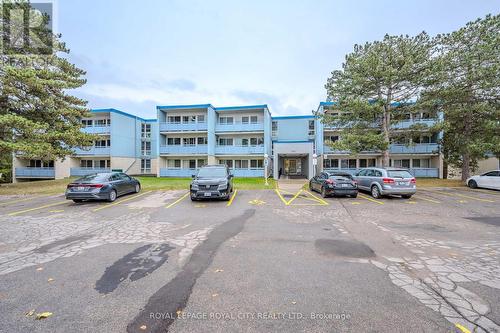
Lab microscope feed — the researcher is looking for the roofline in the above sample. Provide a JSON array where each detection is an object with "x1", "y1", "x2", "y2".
[
  {"x1": 215, "y1": 105, "x2": 269, "y2": 112},
  {"x1": 271, "y1": 115, "x2": 315, "y2": 120},
  {"x1": 91, "y1": 108, "x2": 156, "y2": 122},
  {"x1": 156, "y1": 104, "x2": 214, "y2": 110}
]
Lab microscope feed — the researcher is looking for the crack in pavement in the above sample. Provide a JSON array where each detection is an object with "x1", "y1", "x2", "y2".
[{"x1": 127, "y1": 209, "x2": 255, "y2": 333}]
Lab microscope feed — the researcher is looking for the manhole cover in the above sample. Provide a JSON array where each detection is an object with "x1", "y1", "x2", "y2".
[{"x1": 315, "y1": 239, "x2": 375, "y2": 258}]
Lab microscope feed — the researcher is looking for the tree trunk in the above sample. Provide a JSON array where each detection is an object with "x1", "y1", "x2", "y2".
[
  {"x1": 382, "y1": 94, "x2": 391, "y2": 167},
  {"x1": 461, "y1": 153, "x2": 470, "y2": 181}
]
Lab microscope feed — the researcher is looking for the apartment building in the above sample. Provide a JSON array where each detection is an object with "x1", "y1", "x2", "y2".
[
  {"x1": 12, "y1": 101, "x2": 450, "y2": 182},
  {"x1": 157, "y1": 104, "x2": 271, "y2": 178},
  {"x1": 12, "y1": 109, "x2": 157, "y2": 182}
]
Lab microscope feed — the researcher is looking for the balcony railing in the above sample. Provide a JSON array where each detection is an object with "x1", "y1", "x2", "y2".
[
  {"x1": 159, "y1": 122, "x2": 208, "y2": 132},
  {"x1": 392, "y1": 118, "x2": 437, "y2": 129},
  {"x1": 81, "y1": 126, "x2": 111, "y2": 134},
  {"x1": 409, "y1": 168, "x2": 439, "y2": 178},
  {"x1": 70, "y1": 168, "x2": 111, "y2": 177},
  {"x1": 215, "y1": 145, "x2": 264, "y2": 155},
  {"x1": 160, "y1": 145, "x2": 208, "y2": 155},
  {"x1": 323, "y1": 143, "x2": 439, "y2": 155},
  {"x1": 15, "y1": 167, "x2": 55, "y2": 178},
  {"x1": 232, "y1": 168, "x2": 264, "y2": 177},
  {"x1": 73, "y1": 146, "x2": 111, "y2": 155},
  {"x1": 215, "y1": 122, "x2": 264, "y2": 132},
  {"x1": 390, "y1": 143, "x2": 439, "y2": 154},
  {"x1": 160, "y1": 168, "x2": 197, "y2": 177}
]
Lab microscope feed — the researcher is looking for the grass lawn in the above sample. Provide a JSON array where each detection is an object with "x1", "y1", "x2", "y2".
[
  {"x1": 416, "y1": 178, "x2": 465, "y2": 187},
  {"x1": 0, "y1": 176, "x2": 276, "y2": 196}
]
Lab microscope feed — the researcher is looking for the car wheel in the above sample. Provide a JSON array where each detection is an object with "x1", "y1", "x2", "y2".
[
  {"x1": 309, "y1": 182, "x2": 314, "y2": 192},
  {"x1": 350, "y1": 194, "x2": 358, "y2": 198},
  {"x1": 371, "y1": 185, "x2": 381, "y2": 199},
  {"x1": 402, "y1": 195, "x2": 412, "y2": 199},
  {"x1": 321, "y1": 186, "x2": 328, "y2": 198},
  {"x1": 468, "y1": 180, "x2": 478, "y2": 189},
  {"x1": 72, "y1": 199, "x2": 83, "y2": 203},
  {"x1": 134, "y1": 183, "x2": 141, "y2": 193},
  {"x1": 108, "y1": 190, "x2": 117, "y2": 202}
]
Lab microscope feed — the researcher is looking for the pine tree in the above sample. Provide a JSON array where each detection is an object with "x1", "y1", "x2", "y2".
[
  {"x1": 319, "y1": 33, "x2": 435, "y2": 166},
  {"x1": 0, "y1": 0, "x2": 95, "y2": 165}
]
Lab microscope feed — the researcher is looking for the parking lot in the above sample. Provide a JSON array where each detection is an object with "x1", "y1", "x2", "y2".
[{"x1": 0, "y1": 184, "x2": 499, "y2": 333}]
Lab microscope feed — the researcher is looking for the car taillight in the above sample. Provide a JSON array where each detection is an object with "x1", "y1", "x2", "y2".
[
  {"x1": 67, "y1": 183, "x2": 76, "y2": 188},
  {"x1": 352, "y1": 180, "x2": 357, "y2": 186},
  {"x1": 410, "y1": 178, "x2": 416, "y2": 184},
  {"x1": 326, "y1": 179, "x2": 336, "y2": 185},
  {"x1": 88, "y1": 184, "x2": 104, "y2": 188},
  {"x1": 382, "y1": 178, "x2": 395, "y2": 184}
]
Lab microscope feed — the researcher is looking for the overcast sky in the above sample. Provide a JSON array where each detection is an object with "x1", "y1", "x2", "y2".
[{"x1": 58, "y1": 0, "x2": 498, "y2": 119}]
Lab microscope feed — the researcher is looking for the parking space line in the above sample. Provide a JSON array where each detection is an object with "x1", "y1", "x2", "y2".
[
  {"x1": 226, "y1": 190, "x2": 238, "y2": 207},
  {"x1": 425, "y1": 189, "x2": 495, "y2": 203},
  {"x1": 413, "y1": 195, "x2": 441, "y2": 204},
  {"x1": 303, "y1": 190, "x2": 329, "y2": 205},
  {"x1": 8, "y1": 200, "x2": 68, "y2": 216},
  {"x1": 275, "y1": 189, "x2": 289, "y2": 205},
  {"x1": 165, "y1": 192, "x2": 189, "y2": 209},
  {"x1": 93, "y1": 191, "x2": 152, "y2": 212},
  {"x1": 455, "y1": 323, "x2": 471, "y2": 333},
  {"x1": 278, "y1": 189, "x2": 319, "y2": 203},
  {"x1": 358, "y1": 194, "x2": 384, "y2": 205},
  {"x1": 1, "y1": 196, "x2": 45, "y2": 206}
]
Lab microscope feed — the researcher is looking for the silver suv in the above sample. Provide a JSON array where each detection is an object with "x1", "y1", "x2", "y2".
[{"x1": 355, "y1": 167, "x2": 417, "y2": 199}]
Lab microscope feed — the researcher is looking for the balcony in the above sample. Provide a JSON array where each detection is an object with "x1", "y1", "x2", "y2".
[
  {"x1": 160, "y1": 168, "x2": 196, "y2": 177},
  {"x1": 215, "y1": 122, "x2": 264, "y2": 132},
  {"x1": 15, "y1": 167, "x2": 55, "y2": 178},
  {"x1": 409, "y1": 168, "x2": 439, "y2": 178},
  {"x1": 73, "y1": 146, "x2": 111, "y2": 155},
  {"x1": 215, "y1": 145, "x2": 264, "y2": 155},
  {"x1": 159, "y1": 122, "x2": 207, "y2": 132},
  {"x1": 70, "y1": 168, "x2": 111, "y2": 177},
  {"x1": 81, "y1": 126, "x2": 110, "y2": 134},
  {"x1": 390, "y1": 143, "x2": 439, "y2": 154},
  {"x1": 160, "y1": 145, "x2": 207, "y2": 155},
  {"x1": 392, "y1": 118, "x2": 438, "y2": 129},
  {"x1": 232, "y1": 168, "x2": 264, "y2": 177}
]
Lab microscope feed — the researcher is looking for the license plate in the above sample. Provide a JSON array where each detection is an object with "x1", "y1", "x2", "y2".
[
  {"x1": 204, "y1": 192, "x2": 211, "y2": 197},
  {"x1": 341, "y1": 184, "x2": 349, "y2": 188},
  {"x1": 398, "y1": 182, "x2": 408, "y2": 186},
  {"x1": 76, "y1": 186, "x2": 86, "y2": 191}
]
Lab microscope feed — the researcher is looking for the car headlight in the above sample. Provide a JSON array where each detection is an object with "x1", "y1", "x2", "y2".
[
  {"x1": 191, "y1": 183, "x2": 199, "y2": 190},
  {"x1": 218, "y1": 183, "x2": 228, "y2": 190}
]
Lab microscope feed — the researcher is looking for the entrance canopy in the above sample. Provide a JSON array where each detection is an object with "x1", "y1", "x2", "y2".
[{"x1": 272, "y1": 141, "x2": 314, "y2": 180}]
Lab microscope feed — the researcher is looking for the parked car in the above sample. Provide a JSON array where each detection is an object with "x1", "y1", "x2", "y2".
[
  {"x1": 309, "y1": 171, "x2": 358, "y2": 198},
  {"x1": 466, "y1": 170, "x2": 500, "y2": 190},
  {"x1": 65, "y1": 172, "x2": 140, "y2": 203},
  {"x1": 355, "y1": 167, "x2": 416, "y2": 199},
  {"x1": 190, "y1": 165, "x2": 233, "y2": 201}
]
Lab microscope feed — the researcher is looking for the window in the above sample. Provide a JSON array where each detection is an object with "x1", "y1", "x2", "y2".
[
  {"x1": 241, "y1": 138, "x2": 249, "y2": 146},
  {"x1": 219, "y1": 117, "x2": 234, "y2": 125},
  {"x1": 483, "y1": 171, "x2": 500, "y2": 177},
  {"x1": 392, "y1": 159, "x2": 410, "y2": 168},
  {"x1": 97, "y1": 160, "x2": 110, "y2": 168},
  {"x1": 219, "y1": 159, "x2": 233, "y2": 168},
  {"x1": 325, "y1": 135, "x2": 339, "y2": 143},
  {"x1": 167, "y1": 159, "x2": 181, "y2": 168},
  {"x1": 80, "y1": 160, "x2": 93, "y2": 168},
  {"x1": 188, "y1": 160, "x2": 196, "y2": 169},
  {"x1": 95, "y1": 119, "x2": 108, "y2": 127},
  {"x1": 250, "y1": 116, "x2": 258, "y2": 124},
  {"x1": 242, "y1": 116, "x2": 249, "y2": 124},
  {"x1": 257, "y1": 137, "x2": 264, "y2": 145},
  {"x1": 29, "y1": 160, "x2": 54, "y2": 168},
  {"x1": 413, "y1": 159, "x2": 430, "y2": 168},
  {"x1": 323, "y1": 158, "x2": 339, "y2": 169},
  {"x1": 250, "y1": 159, "x2": 264, "y2": 168},
  {"x1": 250, "y1": 138, "x2": 258, "y2": 146},
  {"x1": 359, "y1": 159, "x2": 376, "y2": 168},
  {"x1": 167, "y1": 137, "x2": 181, "y2": 145},
  {"x1": 197, "y1": 115, "x2": 205, "y2": 123},
  {"x1": 272, "y1": 121, "x2": 278, "y2": 137},
  {"x1": 341, "y1": 159, "x2": 356, "y2": 169},
  {"x1": 218, "y1": 138, "x2": 234, "y2": 146},
  {"x1": 182, "y1": 116, "x2": 195, "y2": 123},
  {"x1": 197, "y1": 137, "x2": 207, "y2": 145},
  {"x1": 167, "y1": 116, "x2": 181, "y2": 123},
  {"x1": 197, "y1": 159, "x2": 207, "y2": 168},
  {"x1": 81, "y1": 119, "x2": 93, "y2": 127},
  {"x1": 183, "y1": 137, "x2": 196, "y2": 146},
  {"x1": 142, "y1": 141, "x2": 151, "y2": 155},
  {"x1": 308, "y1": 120, "x2": 315, "y2": 136},
  {"x1": 142, "y1": 123, "x2": 151, "y2": 138},
  {"x1": 141, "y1": 159, "x2": 151, "y2": 173},
  {"x1": 95, "y1": 139, "x2": 110, "y2": 147}
]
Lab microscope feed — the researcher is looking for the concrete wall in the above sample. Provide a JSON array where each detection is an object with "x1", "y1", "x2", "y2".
[
  {"x1": 272, "y1": 116, "x2": 315, "y2": 141},
  {"x1": 55, "y1": 158, "x2": 71, "y2": 179}
]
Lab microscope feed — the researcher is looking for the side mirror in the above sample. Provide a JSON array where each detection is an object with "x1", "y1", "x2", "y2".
[{"x1": 191, "y1": 174, "x2": 196, "y2": 179}]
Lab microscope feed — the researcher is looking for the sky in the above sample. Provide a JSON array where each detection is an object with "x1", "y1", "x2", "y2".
[{"x1": 57, "y1": 0, "x2": 498, "y2": 119}]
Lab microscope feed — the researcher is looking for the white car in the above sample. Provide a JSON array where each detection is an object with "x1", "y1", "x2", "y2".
[{"x1": 466, "y1": 170, "x2": 500, "y2": 190}]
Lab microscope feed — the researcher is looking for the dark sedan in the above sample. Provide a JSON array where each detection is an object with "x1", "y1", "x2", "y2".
[
  {"x1": 65, "y1": 172, "x2": 141, "y2": 203},
  {"x1": 309, "y1": 171, "x2": 358, "y2": 198}
]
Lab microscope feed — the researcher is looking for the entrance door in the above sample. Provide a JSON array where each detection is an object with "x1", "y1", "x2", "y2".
[
  {"x1": 284, "y1": 158, "x2": 302, "y2": 175},
  {"x1": 287, "y1": 159, "x2": 297, "y2": 174}
]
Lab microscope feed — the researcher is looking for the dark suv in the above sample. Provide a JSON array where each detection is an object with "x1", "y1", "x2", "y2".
[{"x1": 190, "y1": 165, "x2": 233, "y2": 201}]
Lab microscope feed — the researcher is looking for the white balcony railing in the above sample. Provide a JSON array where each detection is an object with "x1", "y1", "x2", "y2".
[
  {"x1": 73, "y1": 146, "x2": 111, "y2": 155},
  {"x1": 159, "y1": 122, "x2": 208, "y2": 132},
  {"x1": 159, "y1": 145, "x2": 208, "y2": 155},
  {"x1": 215, "y1": 145, "x2": 264, "y2": 155},
  {"x1": 215, "y1": 122, "x2": 264, "y2": 132}
]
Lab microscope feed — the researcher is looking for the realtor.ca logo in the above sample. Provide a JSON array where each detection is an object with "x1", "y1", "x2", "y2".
[{"x1": 1, "y1": 0, "x2": 54, "y2": 55}]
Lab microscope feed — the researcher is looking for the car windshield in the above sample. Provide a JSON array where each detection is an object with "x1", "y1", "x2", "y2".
[
  {"x1": 76, "y1": 174, "x2": 110, "y2": 183},
  {"x1": 387, "y1": 170, "x2": 413, "y2": 178},
  {"x1": 197, "y1": 168, "x2": 227, "y2": 178}
]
